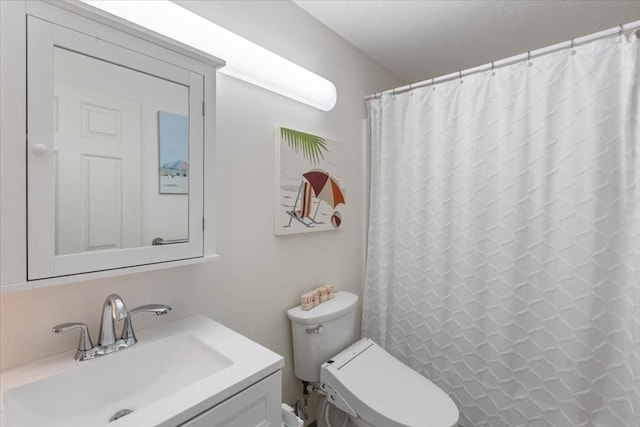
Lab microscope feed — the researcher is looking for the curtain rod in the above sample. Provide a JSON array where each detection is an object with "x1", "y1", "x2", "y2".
[{"x1": 365, "y1": 20, "x2": 640, "y2": 100}]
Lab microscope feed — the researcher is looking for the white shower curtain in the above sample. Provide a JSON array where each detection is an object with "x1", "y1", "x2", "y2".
[{"x1": 364, "y1": 33, "x2": 639, "y2": 427}]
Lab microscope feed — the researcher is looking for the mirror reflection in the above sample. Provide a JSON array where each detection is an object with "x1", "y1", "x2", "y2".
[{"x1": 53, "y1": 47, "x2": 189, "y2": 255}]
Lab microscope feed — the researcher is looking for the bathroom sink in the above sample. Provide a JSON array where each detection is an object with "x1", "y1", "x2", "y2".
[
  {"x1": 0, "y1": 315, "x2": 284, "y2": 426},
  {"x1": 3, "y1": 334, "x2": 231, "y2": 426}
]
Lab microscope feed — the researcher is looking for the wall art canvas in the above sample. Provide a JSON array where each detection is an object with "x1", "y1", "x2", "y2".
[
  {"x1": 158, "y1": 111, "x2": 189, "y2": 194},
  {"x1": 275, "y1": 127, "x2": 346, "y2": 235}
]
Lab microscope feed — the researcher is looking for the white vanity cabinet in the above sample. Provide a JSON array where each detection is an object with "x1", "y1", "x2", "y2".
[
  {"x1": 180, "y1": 372, "x2": 282, "y2": 427},
  {"x1": 0, "y1": 1, "x2": 223, "y2": 291}
]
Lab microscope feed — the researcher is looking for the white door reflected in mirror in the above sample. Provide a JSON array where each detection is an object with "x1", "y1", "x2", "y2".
[{"x1": 53, "y1": 47, "x2": 189, "y2": 256}]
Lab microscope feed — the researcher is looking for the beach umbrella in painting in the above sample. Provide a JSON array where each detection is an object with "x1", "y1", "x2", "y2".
[{"x1": 302, "y1": 169, "x2": 345, "y2": 208}]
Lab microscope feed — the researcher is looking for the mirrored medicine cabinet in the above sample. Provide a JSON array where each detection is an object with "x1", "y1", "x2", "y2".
[{"x1": 0, "y1": 1, "x2": 224, "y2": 291}]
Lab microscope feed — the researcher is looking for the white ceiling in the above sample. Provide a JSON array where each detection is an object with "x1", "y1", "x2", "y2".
[{"x1": 293, "y1": 0, "x2": 640, "y2": 85}]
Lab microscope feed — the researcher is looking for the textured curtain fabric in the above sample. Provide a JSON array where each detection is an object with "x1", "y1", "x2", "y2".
[{"x1": 364, "y1": 33, "x2": 639, "y2": 427}]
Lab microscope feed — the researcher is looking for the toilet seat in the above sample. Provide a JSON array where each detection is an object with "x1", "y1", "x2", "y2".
[{"x1": 320, "y1": 338, "x2": 459, "y2": 427}]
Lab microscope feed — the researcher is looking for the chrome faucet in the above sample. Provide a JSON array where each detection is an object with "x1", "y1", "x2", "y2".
[
  {"x1": 98, "y1": 294, "x2": 128, "y2": 350},
  {"x1": 53, "y1": 294, "x2": 172, "y2": 361}
]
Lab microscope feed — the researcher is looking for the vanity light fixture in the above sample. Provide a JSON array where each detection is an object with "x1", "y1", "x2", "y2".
[{"x1": 82, "y1": 0, "x2": 337, "y2": 111}]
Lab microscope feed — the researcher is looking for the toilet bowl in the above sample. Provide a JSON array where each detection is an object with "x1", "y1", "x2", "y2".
[{"x1": 287, "y1": 292, "x2": 459, "y2": 427}]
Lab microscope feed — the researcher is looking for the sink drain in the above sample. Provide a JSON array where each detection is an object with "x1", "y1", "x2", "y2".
[{"x1": 109, "y1": 409, "x2": 134, "y2": 422}]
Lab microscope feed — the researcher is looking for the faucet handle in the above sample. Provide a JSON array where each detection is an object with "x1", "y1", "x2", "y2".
[
  {"x1": 129, "y1": 304, "x2": 172, "y2": 316},
  {"x1": 53, "y1": 322, "x2": 94, "y2": 351},
  {"x1": 121, "y1": 304, "x2": 172, "y2": 344}
]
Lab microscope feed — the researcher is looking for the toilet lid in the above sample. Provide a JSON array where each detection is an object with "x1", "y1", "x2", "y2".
[{"x1": 324, "y1": 339, "x2": 459, "y2": 427}]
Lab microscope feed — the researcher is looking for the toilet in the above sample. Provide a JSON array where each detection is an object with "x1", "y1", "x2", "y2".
[{"x1": 287, "y1": 292, "x2": 459, "y2": 427}]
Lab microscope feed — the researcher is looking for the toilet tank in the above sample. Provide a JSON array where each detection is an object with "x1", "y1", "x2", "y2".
[{"x1": 286, "y1": 292, "x2": 358, "y2": 382}]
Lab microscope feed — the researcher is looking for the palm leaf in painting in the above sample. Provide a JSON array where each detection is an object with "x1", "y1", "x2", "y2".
[{"x1": 281, "y1": 127, "x2": 328, "y2": 165}]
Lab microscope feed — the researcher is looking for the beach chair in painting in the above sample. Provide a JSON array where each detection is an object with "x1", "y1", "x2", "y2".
[{"x1": 286, "y1": 181, "x2": 320, "y2": 228}]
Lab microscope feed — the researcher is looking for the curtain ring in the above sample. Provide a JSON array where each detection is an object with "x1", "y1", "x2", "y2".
[
  {"x1": 569, "y1": 38, "x2": 576, "y2": 55},
  {"x1": 616, "y1": 24, "x2": 624, "y2": 43},
  {"x1": 408, "y1": 83, "x2": 413, "y2": 95},
  {"x1": 490, "y1": 61, "x2": 495, "y2": 76},
  {"x1": 526, "y1": 51, "x2": 533, "y2": 66},
  {"x1": 458, "y1": 70, "x2": 463, "y2": 84},
  {"x1": 431, "y1": 78, "x2": 436, "y2": 91}
]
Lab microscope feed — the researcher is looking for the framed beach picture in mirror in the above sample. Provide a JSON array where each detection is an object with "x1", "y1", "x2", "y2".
[
  {"x1": 158, "y1": 111, "x2": 189, "y2": 194},
  {"x1": 274, "y1": 127, "x2": 346, "y2": 235}
]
